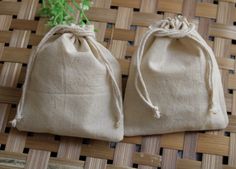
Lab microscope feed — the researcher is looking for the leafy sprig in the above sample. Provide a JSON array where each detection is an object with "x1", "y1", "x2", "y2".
[{"x1": 40, "y1": 0, "x2": 91, "y2": 27}]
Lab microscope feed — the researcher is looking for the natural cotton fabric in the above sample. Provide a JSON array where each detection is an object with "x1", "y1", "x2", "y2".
[
  {"x1": 11, "y1": 25, "x2": 124, "y2": 141},
  {"x1": 124, "y1": 16, "x2": 228, "y2": 136}
]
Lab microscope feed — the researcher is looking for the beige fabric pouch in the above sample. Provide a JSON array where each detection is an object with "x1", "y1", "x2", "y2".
[
  {"x1": 11, "y1": 25, "x2": 124, "y2": 142},
  {"x1": 124, "y1": 16, "x2": 228, "y2": 136}
]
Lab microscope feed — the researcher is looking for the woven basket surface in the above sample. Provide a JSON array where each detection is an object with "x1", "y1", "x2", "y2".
[{"x1": 0, "y1": 0, "x2": 236, "y2": 168}]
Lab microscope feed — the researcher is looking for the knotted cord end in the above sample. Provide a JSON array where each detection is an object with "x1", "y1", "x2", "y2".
[
  {"x1": 10, "y1": 119, "x2": 17, "y2": 127},
  {"x1": 209, "y1": 107, "x2": 217, "y2": 115},
  {"x1": 208, "y1": 100, "x2": 217, "y2": 115},
  {"x1": 152, "y1": 106, "x2": 161, "y2": 119},
  {"x1": 115, "y1": 120, "x2": 121, "y2": 128},
  {"x1": 9, "y1": 115, "x2": 23, "y2": 128}
]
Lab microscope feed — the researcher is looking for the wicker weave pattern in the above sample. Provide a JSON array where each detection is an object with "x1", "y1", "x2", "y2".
[{"x1": 0, "y1": 0, "x2": 235, "y2": 168}]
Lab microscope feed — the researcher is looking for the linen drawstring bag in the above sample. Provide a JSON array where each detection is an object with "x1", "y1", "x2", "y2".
[
  {"x1": 124, "y1": 16, "x2": 228, "y2": 136},
  {"x1": 11, "y1": 25, "x2": 124, "y2": 141}
]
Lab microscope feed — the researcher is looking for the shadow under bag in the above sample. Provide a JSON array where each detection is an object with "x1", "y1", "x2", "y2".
[
  {"x1": 124, "y1": 16, "x2": 228, "y2": 136},
  {"x1": 11, "y1": 25, "x2": 124, "y2": 142}
]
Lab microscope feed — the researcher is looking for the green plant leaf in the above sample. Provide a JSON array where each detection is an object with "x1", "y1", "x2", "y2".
[{"x1": 39, "y1": 0, "x2": 92, "y2": 28}]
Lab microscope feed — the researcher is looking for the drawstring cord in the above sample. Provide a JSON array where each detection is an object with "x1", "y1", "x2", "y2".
[
  {"x1": 87, "y1": 37, "x2": 123, "y2": 128},
  {"x1": 11, "y1": 24, "x2": 123, "y2": 128},
  {"x1": 135, "y1": 15, "x2": 216, "y2": 119},
  {"x1": 11, "y1": 25, "x2": 67, "y2": 127},
  {"x1": 134, "y1": 29, "x2": 162, "y2": 118}
]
